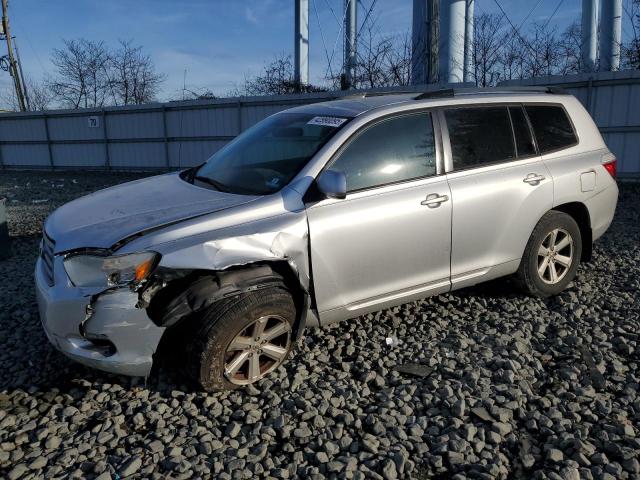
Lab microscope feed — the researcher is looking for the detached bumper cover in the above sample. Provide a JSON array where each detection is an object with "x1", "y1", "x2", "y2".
[{"x1": 35, "y1": 256, "x2": 165, "y2": 377}]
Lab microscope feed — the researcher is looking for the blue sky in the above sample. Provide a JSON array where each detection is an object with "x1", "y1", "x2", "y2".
[{"x1": 1, "y1": 0, "x2": 633, "y2": 102}]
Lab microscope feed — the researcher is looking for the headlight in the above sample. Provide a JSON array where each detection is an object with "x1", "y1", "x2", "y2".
[{"x1": 63, "y1": 251, "x2": 159, "y2": 288}]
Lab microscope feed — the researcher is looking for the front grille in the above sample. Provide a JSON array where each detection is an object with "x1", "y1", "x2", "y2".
[{"x1": 41, "y1": 231, "x2": 55, "y2": 286}]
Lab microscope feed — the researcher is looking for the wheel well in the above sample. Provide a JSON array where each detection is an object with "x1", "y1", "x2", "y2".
[
  {"x1": 145, "y1": 260, "x2": 309, "y2": 335},
  {"x1": 552, "y1": 202, "x2": 592, "y2": 261}
]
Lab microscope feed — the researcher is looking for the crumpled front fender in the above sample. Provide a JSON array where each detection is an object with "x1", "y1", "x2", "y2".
[{"x1": 155, "y1": 212, "x2": 311, "y2": 291}]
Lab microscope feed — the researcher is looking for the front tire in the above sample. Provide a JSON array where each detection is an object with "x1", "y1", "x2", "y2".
[
  {"x1": 515, "y1": 210, "x2": 582, "y2": 298},
  {"x1": 184, "y1": 287, "x2": 296, "y2": 391}
]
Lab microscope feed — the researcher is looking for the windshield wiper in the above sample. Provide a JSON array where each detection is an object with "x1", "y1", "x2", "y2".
[{"x1": 194, "y1": 175, "x2": 230, "y2": 193}]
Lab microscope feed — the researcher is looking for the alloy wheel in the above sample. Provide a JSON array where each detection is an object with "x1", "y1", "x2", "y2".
[
  {"x1": 537, "y1": 228, "x2": 574, "y2": 285},
  {"x1": 223, "y1": 315, "x2": 291, "y2": 385}
]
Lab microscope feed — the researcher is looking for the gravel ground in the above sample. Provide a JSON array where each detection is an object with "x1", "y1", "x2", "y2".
[{"x1": 0, "y1": 170, "x2": 638, "y2": 480}]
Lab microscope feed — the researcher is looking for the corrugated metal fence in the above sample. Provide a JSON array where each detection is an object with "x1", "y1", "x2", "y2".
[
  {"x1": 0, "y1": 91, "x2": 348, "y2": 170},
  {"x1": 500, "y1": 70, "x2": 640, "y2": 178},
  {"x1": 0, "y1": 71, "x2": 638, "y2": 176}
]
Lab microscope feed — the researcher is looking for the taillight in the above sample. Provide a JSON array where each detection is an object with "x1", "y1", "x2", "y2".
[{"x1": 603, "y1": 158, "x2": 617, "y2": 179}]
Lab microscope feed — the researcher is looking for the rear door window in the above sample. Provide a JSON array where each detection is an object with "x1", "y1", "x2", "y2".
[
  {"x1": 445, "y1": 107, "x2": 515, "y2": 170},
  {"x1": 525, "y1": 105, "x2": 577, "y2": 153}
]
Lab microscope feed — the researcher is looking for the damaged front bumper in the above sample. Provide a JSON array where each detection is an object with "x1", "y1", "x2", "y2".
[{"x1": 35, "y1": 256, "x2": 165, "y2": 377}]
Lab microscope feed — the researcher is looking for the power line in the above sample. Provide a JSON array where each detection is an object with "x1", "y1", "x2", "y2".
[
  {"x1": 357, "y1": 0, "x2": 378, "y2": 37},
  {"x1": 517, "y1": 0, "x2": 544, "y2": 32},
  {"x1": 541, "y1": 0, "x2": 566, "y2": 32},
  {"x1": 321, "y1": 0, "x2": 341, "y2": 27},
  {"x1": 312, "y1": 0, "x2": 335, "y2": 79},
  {"x1": 324, "y1": 0, "x2": 350, "y2": 80},
  {"x1": 13, "y1": 24, "x2": 45, "y2": 74},
  {"x1": 491, "y1": 0, "x2": 539, "y2": 57}
]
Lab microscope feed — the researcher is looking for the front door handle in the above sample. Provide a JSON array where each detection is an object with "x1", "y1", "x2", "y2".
[
  {"x1": 421, "y1": 193, "x2": 449, "y2": 208},
  {"x1": 523, "y1": 173, "x2": 546, "y2": 185}
]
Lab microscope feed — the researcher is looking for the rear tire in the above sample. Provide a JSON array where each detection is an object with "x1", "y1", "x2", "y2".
[
  {"x1": 183, "y1": 287, "x2": 296, "y2": 391},
  {"x1": 515, "y1": 210, "x2": 582, "y2": 298}
]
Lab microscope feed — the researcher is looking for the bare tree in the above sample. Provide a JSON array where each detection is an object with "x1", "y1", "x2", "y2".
[
  {"x1": 334, "y1": 18, "x2": 412, "y2": 89},
  {"x1": 386, "y1": 32, "x2": 412, "y2": 87},
  {"x1": 26, "y1": 79, "x2": 53, "y2": 110},
  {"x1": 499, "y1": 36, "x2": 527, "y2": 81},
  {"x1": 0, "y1": 87, "x2": 18, "y2": 111},
  {"x1": 239, "y1": 54, "x2": 324, "y2": 95},
  {"x1": 622, "y1": 0, "x2": 640, "y2": 69},
  {"x1": 557, "y1": 21, "x2": 582, "y2": 74},
  {"x1": 354, "y1": 24, "x2": 394, "y2": 89},
  {"x1": 48, "y1": 39, "x2": 110, "y2": 108},
  {"x1": 524, "y1": 23, "x2": 562, "y2": 78},
  {"x1": 109, "y1": 40, "x2": 165, "y2": 105},
  {"x1": 473, "y1": 13, "x2": 508, "y2": 86},
  {"x1": 244, "y1": 55, "x2": 296, "y2": 95},
  {"x1": 46, "y1": 38, "x2": 164, "y2": 108}
]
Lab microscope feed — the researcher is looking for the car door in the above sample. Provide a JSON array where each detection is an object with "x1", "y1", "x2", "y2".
[
  {"x1": 306, "y1": 111, "x2": 452, "y2": 323},
  {"x1": 441, "y1": 105, "x2": 554, "y2": 288}
]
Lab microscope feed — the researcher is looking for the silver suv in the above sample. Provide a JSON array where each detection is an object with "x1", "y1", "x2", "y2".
[{"x1": 36, "y1": 88, "x2": 618, "y2": 390}]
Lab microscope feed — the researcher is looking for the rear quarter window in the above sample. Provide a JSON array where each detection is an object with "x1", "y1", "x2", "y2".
[{"x1": 525, "y1": 105, "x2": 577, "y2": 153}]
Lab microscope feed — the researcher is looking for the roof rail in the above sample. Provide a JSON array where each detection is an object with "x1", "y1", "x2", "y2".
[
  {"x1": 339, "y1": 90, "x2": 420, "y2": 100},
  {"x1": 414, "y1": 86, "x2": 565, "y2": 100}
]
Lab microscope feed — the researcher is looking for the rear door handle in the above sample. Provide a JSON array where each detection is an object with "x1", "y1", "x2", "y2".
[
  {"x1": 523, "y1": 173, "x2": 546, "y2": 185},
  {"x1": 421, "y1": 193, "x2": 449, "y2": 208}
]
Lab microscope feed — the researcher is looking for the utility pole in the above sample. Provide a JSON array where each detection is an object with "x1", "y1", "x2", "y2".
[
  {"x1": 294, "y1": 0, "x2": 309, "y2": 91},
  {"x1": 412, "y1": 0, "x2": 440, "y2": 85},
  {"x1": 581, "y1": 0, "x2": 599, "y2": 71},
  {"x1": 13, "y1": 37, "x2": 29, "y2": 110},
  {"x1": 1, "y1": 0, "x2": 26, "y2": 111},
  {"x1": 439, "y1": 0, "x2": 466, "y2": 84},
  {"x1": 599, "y1": 0, "x2": 622, "y2": 71},
  {"x1": 411, "y1": 0, "x2": 429, "y2": 85},
  {"x1": 428, "y1": 0, "x2": 439, "y2": 84},
  {"x1": 462, "y1": 0, "x2": 475, "y2": 83},
  {"x1": 341, "y1": 0, "x2": 357, "y2": 90}
]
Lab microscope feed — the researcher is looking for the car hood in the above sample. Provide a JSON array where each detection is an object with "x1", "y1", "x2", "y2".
[{"x1": 45, "y1": 172, "x2": 259, "y2": 253}]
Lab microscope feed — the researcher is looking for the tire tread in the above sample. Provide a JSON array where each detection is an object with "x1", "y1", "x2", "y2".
[
  {"x1": 515, "y1": 210, "x2": 582, "y2": 298},
  {"x1": 182, "y1": 286, "x2": 295, "y2": 391}
]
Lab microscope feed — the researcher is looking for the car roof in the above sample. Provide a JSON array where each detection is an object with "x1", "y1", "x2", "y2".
[
  {"x1": 285, "y1": 94, "x2": 418, "y2": 117},
  {"x1": 286, "y1": 87, "x2": 568, "y2": 118}
]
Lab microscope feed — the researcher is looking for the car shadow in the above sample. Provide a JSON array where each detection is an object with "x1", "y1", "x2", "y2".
[{"x1": 452, "y1": 276, "x2": 523, "y2": 300}]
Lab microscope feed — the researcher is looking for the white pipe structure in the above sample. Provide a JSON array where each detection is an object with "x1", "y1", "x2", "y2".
[
  {"x1": 439, "y1": 0, "x2": 466, "y2": 83},
  {"x1": 344, "y1": 0, "x2": 357, "y2": 89},
  {"x1": 294, "y1": 0, "x2": 309, "y2": 88},
  {"x1": 412, "y1": 0, "x2": 429, "y2": 85},
  {"x1": 599, "y1": 0, "x2": 622, "y2": 71},
  {"x1": 463, "y1": 0, "x2": 475, "y2": 83},
  {"x1": 581, "y1": 0, "x2": 598, "y2": 71}
]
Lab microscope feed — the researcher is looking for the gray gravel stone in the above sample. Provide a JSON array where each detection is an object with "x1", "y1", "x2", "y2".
[
  {"x1": 118, "y1": 456, "x2": 142, "y2": 477},
  {"x1": 471, "y1": 407, "x2": 493, "y2": 422},
  {"x1": 547, "y1": 449, "x2": 564, "y2": 463},
  {"x1": 28, "y1": 456, "x2": 47, "y2": 469},
  {"x1": 7, "y1": 463, "x2": 28, "y2": 480},
  {"x1": 226, "y1": 422, "x2": 242, "y2": 438}
]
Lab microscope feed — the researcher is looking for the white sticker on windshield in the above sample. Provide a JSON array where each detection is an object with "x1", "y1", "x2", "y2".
[{"x1": 307, "y1": 116, "x2": 348, "y2": 128}]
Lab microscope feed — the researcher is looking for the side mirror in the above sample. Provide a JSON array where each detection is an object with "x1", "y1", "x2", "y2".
[{"x1": 317, "y1": 169, "x2": 347, "y2": 200}]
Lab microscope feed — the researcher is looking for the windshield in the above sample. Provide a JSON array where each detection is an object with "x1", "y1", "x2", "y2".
[{"x1": 194, "y1": 113, "x2": 350, "y2": 195}]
